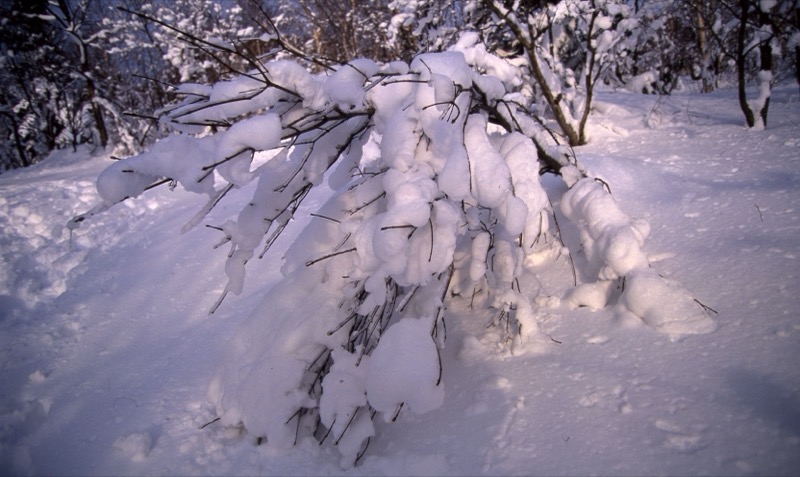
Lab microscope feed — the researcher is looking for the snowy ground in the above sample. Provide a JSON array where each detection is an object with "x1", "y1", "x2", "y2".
[{"x1": 1, "y1": 84, "x2": 799, "y2": 476}]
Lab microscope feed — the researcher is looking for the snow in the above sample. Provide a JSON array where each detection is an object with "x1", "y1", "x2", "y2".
[
  {"x1": 2, "y1": 85, "x2": 800, "y2": 476},
  {"x1": 626, "y1": 71, "x2": 658, "y2": 94},
  {"x1": 760, "y1": 0, "x2": 777, "y2": 12},
  {"x1": 366, "y1": 317, "x2": 444, "y2": 417},
  {"x1": 325, "y1": 60, "x2": 379, "y2": 111},
  {"x1": 464, "y1": 114, "x2": 513, "y2": 209},
  {"x1": 748, "y1": 69, "x2": 773, "y2": 130},
  {"x1": 112, "y1": 432, "x2": 153, "y2": 462},
  {"x1": 620, "y1": 269, "x2": 716, "y2": 338}
]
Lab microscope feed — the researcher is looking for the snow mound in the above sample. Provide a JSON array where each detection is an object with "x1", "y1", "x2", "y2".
[
  {"x1": 366, "y1": 317, "x2": 444, "y2": 418},
  {"x1": 620, "y1": 270, "x2": 716, "y2": 339},
  {"x1": 561, "y1": 177, "x2": 650, "y2": 280},
  {"x1": 319, "y1": 347, "x2": 373, "y2": 468},
  {"x1": 562, "y1": 177, "x2": 715, "y2": 338},
  {"x1": 566, "y1": 280, "x2": 616, "y2": 310},
  {"x1": 207, "y1": 265, "x2": 349, "y2": 450}
]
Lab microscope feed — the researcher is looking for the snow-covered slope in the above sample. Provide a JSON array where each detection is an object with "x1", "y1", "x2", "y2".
[{"x1": 1, "y1": 85, "x2": 798, "y2": 476}]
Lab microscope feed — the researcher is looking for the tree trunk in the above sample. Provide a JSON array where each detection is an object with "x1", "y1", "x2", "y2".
[
  {"x1": 736, "y1": 0, "x2": 756, "y2": 128},
  {"x1": 525, "y1": 48, "x2": 583, "y2": 146},
  {"x1": 736, "y1": 0, "x2": 774, "y2": 129},
  {"x1": 1, "y1": 110, "x2": 30, "y2": 168},
  {"x1": 694, "y1": 2, "x2": 714, "y2": 93},
  {"x1": 53, "y1": 0, "x2": 109, "y2": 148},
  {"x1": 578, "y1": 9, "x2": 601, "y2": 146},
  {"x1": 87, "y1": 79, "x2": 109, "y2": 148},
  {"x1": 756, "y1": 8, "x2": 772, "y2": 128},
  {"x1": 795, "y1": 3, "x2": 800, "y2": 95},
  {"x1": 482, "y1": 0, "x2": 584, "y2": 146}
]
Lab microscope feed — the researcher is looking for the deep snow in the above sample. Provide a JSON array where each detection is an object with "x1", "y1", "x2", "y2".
[{"x1": 1, "y1": 84, "x2": 799, "y2": 476}]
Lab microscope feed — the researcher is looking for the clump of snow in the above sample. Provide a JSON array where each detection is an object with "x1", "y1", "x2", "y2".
[
  {"x1": 500, "y1": 132, "x2": 551, "y2": 254},
  {"x1": 113, "y1": 432, "x2": 152, "y2": 462},
  {"x1": 561, "y1": 177, "x2": 714, "y2": 337},
  {"x1": 96, "y1": 113, "x2": 282, "y2": 207},
  {"x1": 465, "y1": 115, "x2": 512, "y2": 209},
  {"x1": 561, "y1": 177, "x2": 649, "y2": 279},
  {"x1": 411, "y1": 51, "x2": 473, "y2": 88},
  {"x1": 27, "y1": 370, "x2": 46, "y2": 384},
  {"x1": 565, "y1": 280, "x2": 616, "y2": 310},
  {"x1": 620, "y1": 270, "x2": 716, "y2": 339},
  {"x1": 366, "y1": 317, "x2": 444, "y2": 417},
  {"x1": 452, "y1": 31, "x2": 521, "y2": 89},
  {"x1": 626, "y1": 71, "x2": 658, "y2": 94},
  {"x1": 319, "y1": 348, "x2": 373, "y2": 467},
  {"x1": 207, "y1": 265, "x2": 348, "y2": 449},
  {"x1": 760, "y1": 0, "x2": 777, "y2": 11},
  {"x1": 747, "y1": 70, "x2": 773, "y2": 130},
  {"x1": 325, "y1": 59, "x2": 379, "y2": 111},
  {"x1": 266, "y1": 60, "x2": 327, "y2": 110}
]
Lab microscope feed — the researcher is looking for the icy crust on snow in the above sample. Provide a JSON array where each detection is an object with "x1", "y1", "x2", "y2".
[{"x1": 561, "y1": 178, "x2": 714, "y2": 338}]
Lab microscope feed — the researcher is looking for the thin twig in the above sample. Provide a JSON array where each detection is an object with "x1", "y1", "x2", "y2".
[
  {"x1": 694, "y1": 298, "x2": 719, "y2": 314},
  {"x1": 305, "y1": 247, "x2": 357, "y2": 267},
  {"x1": 390, "y1": 402, "x2": 404, "y2": 422},
  {"x1": 428, "y1": 217, "x2": 435, "y2": 262},
  {"x1": 348, "y1": 192, "x2": 386, "y2": 215},
  {"x1": 310, "y1": 213, "x2": 341, "y2": 223},
  {"x1": 334, "y1": 407, "x2": 361, "y2": 446},
  {"x1": 199, "y1": 417, "x2": 220, "y2": 430},
  {"x1": 209, "y1": 289, "x2": 229, "y2": 315},
  {"x1": 355, "y1": 436, "x2": 371, "y2": 465},
  {"x1": 327, "y1": 313, "x2": 356, "y2": 336}
]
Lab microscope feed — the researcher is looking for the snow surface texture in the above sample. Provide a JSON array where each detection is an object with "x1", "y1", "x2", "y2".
[{"x1": 1, "y1": 85, "x2": 799, "y2": 475}]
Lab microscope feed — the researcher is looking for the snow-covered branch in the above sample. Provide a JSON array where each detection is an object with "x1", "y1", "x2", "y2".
[{"x1": 74, "y1": 31, "x2": 714, "y2": 467}]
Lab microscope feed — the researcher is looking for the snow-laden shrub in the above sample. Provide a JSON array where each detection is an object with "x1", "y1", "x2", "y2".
[{"x1": 71, "y1": 34, "x2": 714, "y2": 466}]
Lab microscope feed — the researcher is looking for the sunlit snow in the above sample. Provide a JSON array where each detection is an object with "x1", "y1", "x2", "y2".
[{"x1": 1, "y1": 85, "x2": 798, "y2": 476}]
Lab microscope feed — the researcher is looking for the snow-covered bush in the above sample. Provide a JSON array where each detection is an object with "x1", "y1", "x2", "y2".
[{"x1": 72, "y1": 33, "x2": 714, "y2": 466}]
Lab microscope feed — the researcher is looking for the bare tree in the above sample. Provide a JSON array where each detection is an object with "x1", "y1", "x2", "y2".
[
  {"x1": 270, "y1": 0, "x2": 396, "y2": 63},
  {"x1": 482, "y1": 0, "x2": 636, "y2": 146},
  {"x1": 689, "y1": 0, "x2": 795, "y2": 128}
]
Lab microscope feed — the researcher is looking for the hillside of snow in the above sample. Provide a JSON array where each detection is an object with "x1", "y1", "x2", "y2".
[{"x1": 1, "y1": 85, "x2": 799, "y2": 476}]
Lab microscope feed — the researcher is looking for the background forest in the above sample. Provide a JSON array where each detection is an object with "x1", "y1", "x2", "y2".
[{"x1": 1, "y1": 0, "x2": 798, "y2": 171}]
